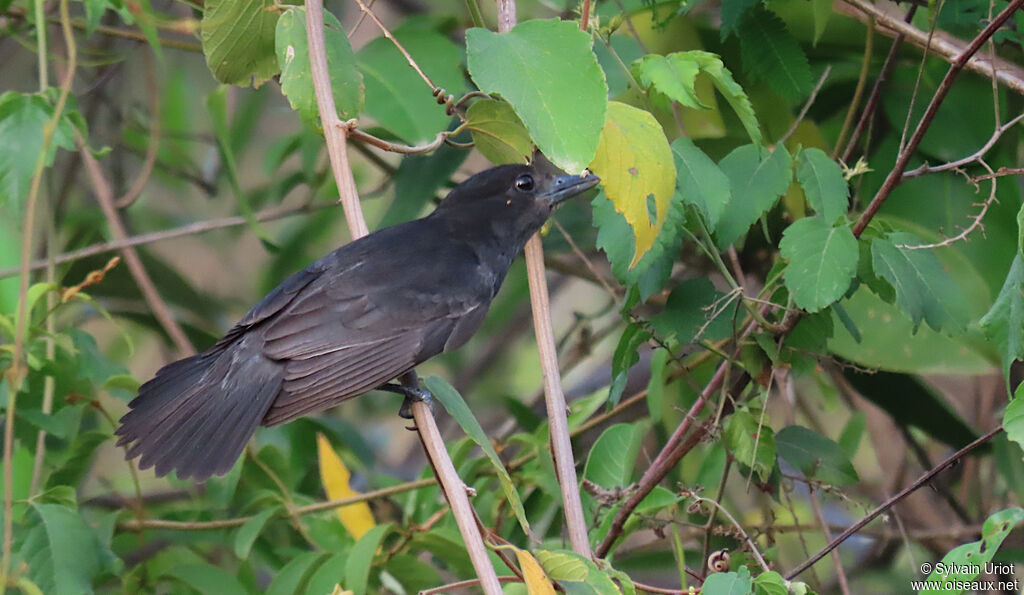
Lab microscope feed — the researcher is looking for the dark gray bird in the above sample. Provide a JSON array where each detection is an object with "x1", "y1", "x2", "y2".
[{"x1": 115, "y1": 163, "x2": 599, "y2": 480}]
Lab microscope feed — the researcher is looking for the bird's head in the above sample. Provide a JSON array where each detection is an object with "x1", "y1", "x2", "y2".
[{"x1": 434, "y1": 162, "x2": 600, "y2": 249}]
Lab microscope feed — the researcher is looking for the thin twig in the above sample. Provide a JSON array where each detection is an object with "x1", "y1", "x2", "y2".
[
  {"x1": 785, "y1": 426, "x2": 1002, "y2": 580},
  {"x1": 850, "y1": 0, "x2": 1024, "y2": 238},
  {"x1": 898, "y1": 161, "x2": 998, "y2": 250},
  {"x1": 418, "y1": 576, "x2": 521, "y2": 595},
  {"x1": 833, "y1": 22, "x2": 874, "y2": 158},
  {"x1": 809, "y1": 489, "x2": 851, "y2": 595},
  {"x1": 901, "y1": 112, "x2": 1024, "y2": 178},
  {"x1": 841, "y1": 5, "x2": 917, "y2": 163},
  {"x1": 76, "y1": 133, "x2": 196, "y2": 356},
  {"x1": 0, "y1": 202, "x2": 335, "y2": 280},
  {"x1": 692, "y1": 496, "x2": 770, "y2": 574},
  {"x1": 778, "y1": 66, "x2": 832, "y2": 146},
  {"x1": 349, "y1": 0, "x2": 436, "y2": 92},
  {"x1": 117, "y1": 478, "x2": 437, "y2": 530}
]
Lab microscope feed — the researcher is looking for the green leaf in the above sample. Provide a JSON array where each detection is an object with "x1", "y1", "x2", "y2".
[
  {"x1": 424, "y1": 376, "x2": 531, "y2": 536},
  {"x1": 649, "y1": 278, "x2": 733, "y2": 344},
  {"x1": 775, "y1": 425, "x2": 859, "y2": 486},
  {"x1": 467, "y1": 19, "x2": 607, "y2": 174},
  {"x1": 796, "y1": 148, "x2": 849, "y2": 223},
  {"x1": 305, "y1": 552, "x2": 348, "y2": 595},
  {"x1": 201, "y1": 0, "x2": 279, "y2": 87},
  {"x1": 464, "y1": 99, "x2": 533, "y2": 165},
  {"x1": 535, "y1": 550, "x2": 621, "y2": 594},
  {"x1": 233, "y1": 508, "x2": 277, "y2": 559},
  {"x1": 720, "y1": 0, "x2": 759, "y2": 37},
  {"x1": 738, "y1": 6, "x2": 813, "y2": 103},
  {"x1": 47, "y1": 430, "x2": 109, "y2": 488},
  {"x1": 838, "y1": 411, "x2": 865, "y2": 457},
  {"x1": 724, "y1": 409, "x2": 776, "y2": 481},
  {"x1": 779, "y1": 217, "x2": 858, "y2": 312},
  {"x1": 591, "y1": 188, "x2": 687, "y2": 300},
  {"x1": 345, "y1": 524, "x2": 391, "y2": 595},
  {"x1": 609, "y1": 325, "x2": 651, "y2": 405},
  {"x1": 631, "y1": 54, "x2": 705, "y2": 109},
  {"x1": 358, "y1": 28, "x2": 464, "y2": 143},
  {"x1": 646, "y1": 348, "x2": 669, "y2": 423},
  {"x1": 811, "y1": 0, "x2": 833, "y2": 44},
  {"x1": 583, "y1": 423, "x2": 648, "y2": 491},
  {"x1": 683, "y1": 51, "x2": 762, "y2": 146},
  {"x1": 589, "y1": 101, "x2": 676, "y2": 266},
  {"x1": 672, "y1": 136, "x2": 731, "y2": 230},
  {"x1": 207, "y1": 86, "x2": 275, "y2": 248},
  {"x1": 1003, "y1": 386, "x2": 1024, "y2": 455},
  {"x1": 870, "y1": 232, "x2": 971, "y2": 333},
  {"x1": 923, "y1": 507, "x2": 1024, "y2": 591},
  {"x1": 267, "y1": 552, "x2": 330, "y2": 595},
  {"x1": 0, "y1": 91, "x2": 78, "y2": 213},
  {"x1": 980, "y1": 254, "x2": 1024, "y2": 376},
  {"x1": 702, "y1": 566, "x2": 753, "y2": 595},
  {"x1": 715, "y1": 144, "x2": 792, "y2": 249},
  {"x1": 164, "y1": 563, "x2": 249, "y2": 595},
  {"x1": 829, "y1": 288, "x2": 990, "y2": 374},
  {"x1": 22, "y1": 503, "x2": 120, "y2": 594},
  {"x1": 753, "y1": 570, "x2": 789, "y2": 595},
  {"x1": 275, "y1": 7, "x2": 364, "y2": 125}
]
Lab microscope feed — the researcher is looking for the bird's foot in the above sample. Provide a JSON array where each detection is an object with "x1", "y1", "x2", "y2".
[{"x1": 380, "y1": 373, "x2": 433, "y2": 420}]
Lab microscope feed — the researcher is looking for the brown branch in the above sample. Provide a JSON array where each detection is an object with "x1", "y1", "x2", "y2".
[
  {"x1": 76, "y1": 133, "x2": 195, "y2": 356},
  {"x1": 504, "y1": 0, "x2": 592, "y2": 558},
  {"x1": 305, "y1": 0, "x2": 499, "y2": 590},
  {"x1": 838, "y1": 0, "x2": 1024, "y2": 95},
  {"x1": 777, "y1": 66, "x2": 832, "y2": 146},
  {"x1": 850, "y1": 0, "x2": 1024, "y2": 238},
  {"x1": 971, "y1": 166, "x2": 1024, "y2": 182},
  {"x1": 118, "y1": 478, "x2": 437, "y2": 530},
  {"x1": 785, "y1": 425, "x2": 1001, "y2": 580},
  {"x1": 841, "y1": 5, "x2": 917, "y2": 164},
  {"x1": 419, "y1": 576, "x2": 522, "y2": 595},
  {"x1": 0, "y1": 202, "x2": 334, "y2": 280},
  {"x1": 595, "y1": 314, "x2": 764, "y2": 558}
]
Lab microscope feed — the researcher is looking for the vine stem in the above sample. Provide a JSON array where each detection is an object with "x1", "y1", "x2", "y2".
[
  {"x1": 850, "y1": 0, "x2": 1024, "y2": 237},
  {"x1": 305, "y1": 1, "x2": 500, "y2": 591},
  {"x1": 497, "y1": 0, "x2": 593, "y2": 558},
  {"x1": 2, "y1": 0, "x2": 76, "y2": 588}
]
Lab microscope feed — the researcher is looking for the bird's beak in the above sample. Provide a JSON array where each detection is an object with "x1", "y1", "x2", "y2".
[{"x1": 540, "y1": 172, "x2": 601, "y2": 208}]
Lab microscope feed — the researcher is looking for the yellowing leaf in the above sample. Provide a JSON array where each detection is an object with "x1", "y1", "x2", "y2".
[
  {"x1": 316, "y1": 433, "x2": 375, "y2": 539},
  {"x1": 515, "y1": 549, "x2": 557, "y2": 595},
  {"x1": 589, "y1": 101, "x2": 676, "y2": 267}
]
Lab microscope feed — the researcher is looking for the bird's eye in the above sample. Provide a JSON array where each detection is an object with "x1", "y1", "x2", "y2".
[{"x1": 514, "y1": 174, "x2": 535, "y2": 192}]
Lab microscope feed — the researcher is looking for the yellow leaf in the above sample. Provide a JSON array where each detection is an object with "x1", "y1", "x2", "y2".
[
  {"x1": 589, "y1": 101, "x2": 676, "y2": 267},
  {"x1": 515, "y1": 548, "x2": 557, "y2": 595},
  {"x1": 316, "y1": 433, "x2": 375, "y2": 539}
]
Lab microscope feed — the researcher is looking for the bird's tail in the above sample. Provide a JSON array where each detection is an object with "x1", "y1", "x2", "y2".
[{"x1": 115, "y1": 335, "x2": 282, "y2": 480}]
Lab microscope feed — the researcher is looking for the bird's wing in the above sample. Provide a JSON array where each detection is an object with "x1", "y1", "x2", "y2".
[{"x1": 257, "y1": 226, "x2": 497, "y2": 425}]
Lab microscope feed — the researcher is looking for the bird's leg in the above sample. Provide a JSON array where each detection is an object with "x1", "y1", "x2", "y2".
[{"x1": 379, "y1": 370, "x2": 433, "y2": 419}]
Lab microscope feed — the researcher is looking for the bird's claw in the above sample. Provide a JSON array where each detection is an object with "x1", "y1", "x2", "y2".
[{"x1": 398, "y1": 387, "x2": 433, "y2": 419}]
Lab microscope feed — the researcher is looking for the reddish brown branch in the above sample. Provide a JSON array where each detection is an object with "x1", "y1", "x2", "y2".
[{"x1": 850, "y1": 0, "x2": 1024, "y2": 238}]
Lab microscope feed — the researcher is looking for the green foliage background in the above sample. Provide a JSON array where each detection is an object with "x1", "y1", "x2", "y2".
[{"x1": 2, "y1": 0, "x2": 1024, "y2": 592}]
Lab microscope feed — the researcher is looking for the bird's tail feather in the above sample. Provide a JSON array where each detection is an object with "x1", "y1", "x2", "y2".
[{"x1": 115, "y1": 336, "x2": 282, "y2": 480}]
